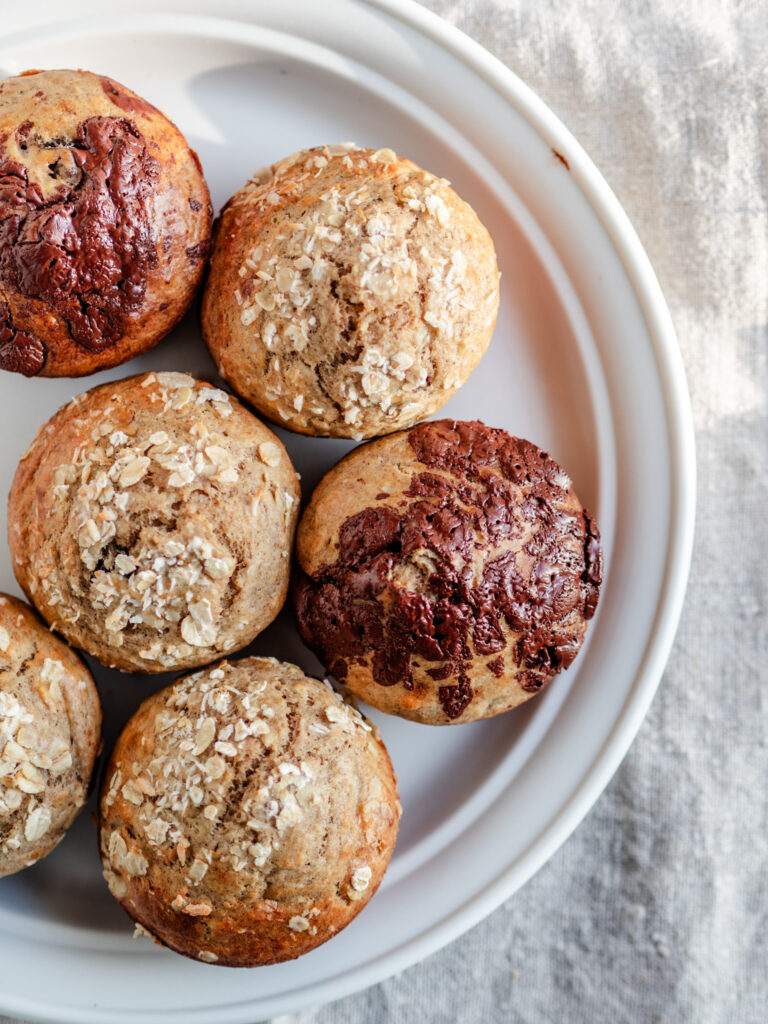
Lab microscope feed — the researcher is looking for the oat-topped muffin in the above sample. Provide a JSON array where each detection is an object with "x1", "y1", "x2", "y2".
[
  {"x1": 8, "y1": 372, "x2": 300, "y2": 673},
  {"x1": 0, "y1": 593, "x2": 101, "y2": 877},
  {"x1": 99, "y1": 657, "x2": 400, "y2": 967},
  {"x1": 294, "y1": 420, "x2": 603, "y2": 724},
  {"x1": 0, "y1": 69, "x2": 212, "y2": 377},
  {"x1": 202, "y1": 144, "x2": 499, "y2": 438}
]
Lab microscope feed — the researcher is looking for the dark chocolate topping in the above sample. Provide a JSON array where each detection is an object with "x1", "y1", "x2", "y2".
[
  {"x1": 0, "y1": 300, "x2": 45, "y2": 375},
  {"x1": 186, "y1": 239, "x2": 209, "y2": 262},
  {"x1": 487, "y1": 655, "x2": 505, "y2": 678},
  {"x1": 0, "y1": 115, "x2": 159, "y2": 365},
  {"x1": 295, "y1": 420, "x2": 603, "y2": 720},
  {"x1": 99, "y1": 76, "x2": 160, "y2": 117}
]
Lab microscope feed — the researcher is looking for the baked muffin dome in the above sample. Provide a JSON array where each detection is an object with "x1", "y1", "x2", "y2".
[
  {"x1": 0, "y1": 68, "x2": 212, "y2": 377},
  {"x1": 202, "y1": 144, "x2": 499, "y2": 439},
  {"x1": 0, "y1": 593, "x2": 101, "y2": 877},
  {"x1": 294, "y1": 420, "x2": 603, "y2": 725},
  {"x1": 8, "y1": 372, "x2": 300, "y2": 673},
  {"x1": 99, "y1": 657, "x2": 400, "y2": 967}
]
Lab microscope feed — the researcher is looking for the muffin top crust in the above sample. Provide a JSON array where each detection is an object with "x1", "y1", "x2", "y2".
[
  {"x1": 203, "y1": 144, "x2": 499, "y2": 438},
  {"x1": 0, "y1": 593, "x2": 101, "y2": 877},
  {"x1": 0, "y1": 69, "x2": 211, "y2": 376},
  {"x1": 8, "y1": 372, "x2": 300, "y2": 672},
  {"x1": 100, "y1": 657, "x2": 400, "y2": 966},
  {"x1": 295, "y1": 419, "x2": 602, "y2": 724}
]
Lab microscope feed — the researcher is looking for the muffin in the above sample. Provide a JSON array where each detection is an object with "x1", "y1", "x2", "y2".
[
  {"x1": 0, "y1": 68, "x2": 212, "y2": 377},
  {"x1": 99, "y1": 657, "x2": 400, "y2": 967},
  {"x1": 294, "y1": 419, "x2": 603, "y2": 725},
  {"x1": 202, "y1": 144, "x2": 499, "y2": 439},
  {"x1": 0, "y1": 593, "x2": 101, "y2": 877},
  {"x1": 8, "y1": 372, "x2": 300, "y2": 673}
]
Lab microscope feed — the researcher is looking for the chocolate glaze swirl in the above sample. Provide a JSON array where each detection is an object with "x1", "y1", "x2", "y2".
[
  {"x1": 0, "y1": 115, "x2": 159, "y2": 372},
  {"x1": 0, "y1": 300, "x2": 45, "y2": 375},
  {"x1": 295, "y1": 420, "x2": 602, "y2": 720}
]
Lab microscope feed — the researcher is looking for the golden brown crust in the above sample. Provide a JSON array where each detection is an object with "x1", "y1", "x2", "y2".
[
  {"x1": 0, "y1": 593, "x2": 101, "y2": 877},
  {"x1": 0, "y1": 69, "x2": 212, "y2": 377},
  {"x1": 99, "y1": 658, "x2": 400, "y2": 966},
  {"x1": 202, "y1": 144, "x2": 498, "y2": 438},
  {"x1": 8, "y1": 372, "x2": 300, "y2": 673},
  {"x1": 294, "y1": 420, "x2": 602, "y2": 725}
]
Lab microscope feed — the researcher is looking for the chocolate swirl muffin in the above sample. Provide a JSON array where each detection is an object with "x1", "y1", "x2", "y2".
[
  {"x1": 99, "y1": 657, "x2": 400, "y2": 967},
  {"x1": 202, "y1": 144, "x2": 499, "y2": 438},
  {"x1": 294, "y1": 420, "x2": 602, "y2": 724},
  {"x1": 0, "y1": 593, "x2": 101, "y2": 877},
  {"x1": 8, "y1": 372, "x2": 300, "y2": 673},
  {"x1": 0, "y1": 69, "x2": 212, "y2": 377}
]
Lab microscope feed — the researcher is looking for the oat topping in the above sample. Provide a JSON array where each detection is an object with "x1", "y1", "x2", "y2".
[
  {"x1": 258, "y1": 441, "x2": 282, "y2": 467},
  {"x1": 23, "y1": 804, "x2": 51, "y2": 842},
  {"x1": 13, "y1": 373, "x2": 300, "y2": 672},
  {"x1": 43, "y1": 377, "x2": 239, "y2": 656},
  {"x1": 102, "y1": 661, "x2": 319, "y2": 893},
  {"x1": 100, "y1": 658, "x2": 399, "y2": 959},
  {"x1": 0, "y1": 596, "x2": 99, "y2": 877},
  {"x1": 351, "y1": 865, "x2": 372, "y2": 892},
  {"x1": 0, "y1": 674, "x2": 77, "y2": 838},
  {"x1": 207, "y1": 144, "x2": 499, "y2": 438}
]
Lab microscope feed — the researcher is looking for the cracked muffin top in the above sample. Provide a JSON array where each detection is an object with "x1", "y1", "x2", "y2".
[
  {"x1": 0, "y1": 593, "x2": 101, "y2": 878},
  {"x1": 294, "y1": 419, "x2": 602, "y2": 724},
  {"x1": 8, "y1": 372, "x2": 300, "y2": 674},
  {"x1": 99, "y1": 657, "x2": 400, "y2": 967},
  {"x1": 202, "y1": 144, "x2": 499, "y2": 439},
  {"x1": 0, "y1": 69, "x2": 212, "y2": 377}
]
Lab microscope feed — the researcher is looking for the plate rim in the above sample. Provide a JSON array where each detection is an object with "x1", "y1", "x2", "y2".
[{"x1": 0, "y1": 1, "x2": 696, "y2": 1020}]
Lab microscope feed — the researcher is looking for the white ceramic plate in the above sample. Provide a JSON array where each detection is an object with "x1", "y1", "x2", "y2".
[{"x1": 0, "y1": 2, "x2": 695, "y2": 1021}]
